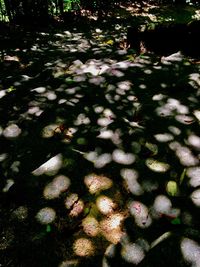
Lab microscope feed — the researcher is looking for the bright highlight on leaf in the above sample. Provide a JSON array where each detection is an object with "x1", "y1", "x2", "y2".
[
  {"x1": 166, "y1": 181, "x2": 178, "y2": 196},
  {"x1": 146, "y1": 159, "x2": 170, "y2": 172}
]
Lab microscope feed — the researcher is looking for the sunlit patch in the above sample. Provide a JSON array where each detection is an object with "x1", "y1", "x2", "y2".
[
  {"x1": 121, "y1": 169, "x2": 143, "y2": 195},
  {"x1": 96, "y1": 196, "x2": 116, "y2": 215},
  {"x1": 191, "y1": 189, "x2": 200, "y2": 206},
  {"x1": 187, "y1": 167, "x2": 200, "y2": 187},
  {"x1": 168, "y1": 125, "x2": 181, "y2": 135},
  {"x1": 27, "y1": 106, "x2": 43, "y2": 116},
  {"x1": 11, "y1": 161, "x2": 20, "y2": 172},
  {"x1": 69, "y1": 200, "x2": 84, "y2": 217},
  {"x1": 100, "y1": 213, "x2": 124, "y2": 244},
  {"x1": 0, "y1": 90, "x2": 6, "y2": 99},
  {"x1": 84, "y1": 174, "x2": 113, "y2": 194},
  {"x1": 169, "y1": 142, "x2": 198, "y2": 166},
  {"x1": 89, "y1": 76, "x2": 105, "y2": 85},
  {"x1": 103, "y1": 244, "x2": 116, "y2": 267},
  {"x1": 154, "y1": 133, "x2": 174, "y2": 142},
  {"x1": 94, "y1": 153, "x2": 112, "y2": 168},
  {"x1": 175, "y1": 115, "x2": 195, "y2": 124},
  {"x1": 181, "y1": 238, "x2": 200, "y2": 266},
  {"x1": 97, "y1": 117, "x2": 113, "y2": 127},
  {"x1": 166, "y1": 181, "x2": 179, "y2": 196},
  {"x1": 129, "y1": 201, "x2": 152, "y2": 228},
  {"x1": 3, "y1": 179, "x2": 14, "y2": 193},
  {"x1": 12, "y1": 206, "x2": 28, "y2": 221},
  {"x1": 146, "y1": 158, "x2": 170, "y2": 172},
  {"x1": 64, "y1": 193, "x2": 79, "y2": 209},
  {"x1": 152, "y1": 93, "x2": 166, "y2": 101},
  {"x1": 138, "y1": 83, "x2": 147, "y2": 90},
  {"x1": 59, "y1": 259, "x2": 79, "y2": 267},
  {"x1": 188, "y1": 134, "x2": 200, "y2": 151},
  {"x1": 94, "y1": 105, "x2": 104, "y2": 113},
  {"x1": 0, "y1": 126, "x2": 3, "y2": 136},
  {"x1": 151, "y1": 231, "x2": 171, "y2": 249},
  {"x1": 112, "y1": 149, "x2": 135, "y2": 165},
  {"x1": 73, "y1": 238, "x2": 94, "y2": 257},
  {"x1": 42, "y1": 124, "x2": 59, "y2": 138},
  {"x1": 121, "y1": 242, "x2": 145, "y2": 264},
  {"x1": 156, "y1": 98, "x2": 189, "y2": 117},
  {"x1": 193, "y1": 109, "x2": 200, "y2": 122},
  {"x1": 32, "y1": 87, "x2": 46, "y2": 93},
  {"x1": 145, "y1": 142, "x2": 158, "y2": 155},
  {"x1": 82, "y1": 216, "x2": 99, "y2": 237},
  {"x1": 44, "y1": 91, "x2": 57, "y2": 101},
  {"x1": 36, "y1": 207, "x2": 56, "y2": 224},
  {"x1": 32, "y1": 154, "x2": 62, "y2": 176},
  {"x1": 74, "y1": 113, "x2": 90, "y2": 125},
  {"x1": 0, "y1": 153, "x2": 8, "y2": 162},
  {"x1": 43, "y1": 175, "x2": 70, "y2": 199},
  {"x1": 188, "y1": 73, "x2": 200, "y2": 89},
  {"x1": 153, "y1": 195, "x2": 172, "y2": 217},
  {"x1": 98, "y1": 129, "x2": 113, "y2": 139},
  {"x1": 3, "y1": 124, "x2": 21, "y2": 139},
  {"x1": 0, "y1": 227, "x2": 15, "y2": 250}
]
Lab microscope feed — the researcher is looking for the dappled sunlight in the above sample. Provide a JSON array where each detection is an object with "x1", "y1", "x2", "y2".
[
  {"x1": 190, "y1": 189, "x2": 200, "y2": 207},
  {"x1": 43, "y1": 175, "x2": 70, "y2": 199},
  {"x1": 36, "y1": 207, "x2": 56, "y2": 224},
  {"x1": 84, "y1": 150, "x2": 112, "y2": 168},
  {"x1": 96, "y1": 195, "x2": 116, "y2": 215},
  {"x1": 168, "y1": 125, "x2": 181, "y2": 135},
  {"x1": 156, "y1": 97, "x2": 190, "y2": 117},
  {"x1": 42, "y1": 124, "x2": 60, "y2": 138},
  {"x1": 169, "y1": 141, "x2": 199, "y2": 166},
  {"x1": 59, "y1": 259, "x2": 79, "y2": 267},
  {"x1": 64, "y1": 193, "x2": 79, "y2": 209},
  {"x1": 181, "y1": 238, "x2": 200, "y2": 267},
  {"x1": 82, "y1": 216, "x2": 99, "y2": 237},
  {"x1": 69, "y1": 199, "x2": 84, "y2": 217},
  {"x1": 11, "y1": 206, "x2": 28, "y2": 222},
  {"x1": 145, "y1": 158, "x2": 170, "y2": 172},
  {"x1": 154, "y1": 132, "x2": 174, "y2": 142},
  {"x1": 1, "y1": 6, "x2": 200, "y2": 266},
  {"x1": 3, "y1": 124, "x2": 21, "y2": 139},
  {"x1": 121, "y1": 241, "x2": 145, "y2": 264},
  {"x1": 2, "y1": 179, "x2": 14, "y2": 193},
  {"x1": 187, "y1": 167, "x2": 200, "y2": 187},
  {"x1": 152, "y1": 195, "x2": 172, "y2": 218},
  {"x1": 129, "y1": 201, "x2": 152, "y2": 228},
  {"x1": 187, "y1": 134, "x2": 200, "y2": 150},
  {"x1": 73, "y1": 238, "x2": 94, "y2": 257},
  {"x1": 100, "y1": 212, "x2": 125, "y2": 244},
  {"x1": 32, "y1": 154, "x2": 63, "y2": 176},
  {"x1": 112, "y1": 149, "x2": 135, "y2": 165},
  {"x1": 84, "y1": 173, "x2": 113, "y2": 194},
  {"x1": 121, "y1": 168, "x2": 144, "y2": 195}
]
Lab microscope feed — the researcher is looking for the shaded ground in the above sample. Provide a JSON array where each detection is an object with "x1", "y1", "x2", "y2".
[{"x1": 0, "y1": 3, "x2": 200, "y2": 267}]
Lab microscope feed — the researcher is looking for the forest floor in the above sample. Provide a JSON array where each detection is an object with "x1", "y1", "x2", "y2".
[{"x1": 0, "y1": 3, "x2": 200, "y2": 267}]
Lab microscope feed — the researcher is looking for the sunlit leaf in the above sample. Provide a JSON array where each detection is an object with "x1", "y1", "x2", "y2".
[
  {"x1": 166, "y1": 181, "x2": 178, "y2": 196},
  {"x1": 180, "y1": 168, "x2": 186, "y2": 185},
  {"x1": 145, "y1": 142, "x2": 158, "y2": 155},
  {"x1": 105, "y1": 39, "x2": 114, "y2": 45},
  {"x1": 146, "y1": 158, "x2": 170, "y2": 172},
  {"x1": 7, "y1": 86, "x2": 16, "y2": 93}
]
